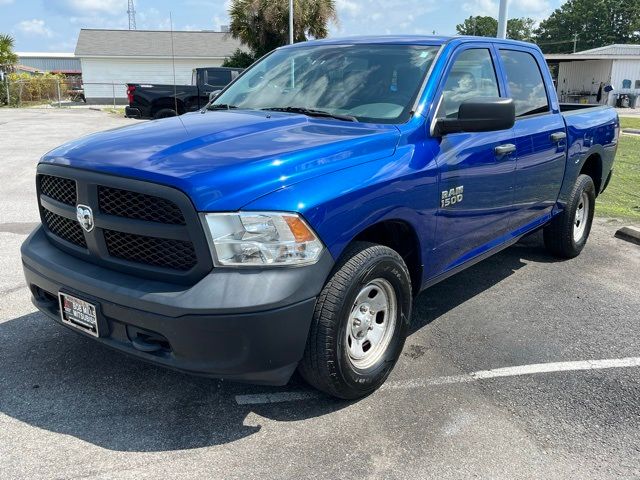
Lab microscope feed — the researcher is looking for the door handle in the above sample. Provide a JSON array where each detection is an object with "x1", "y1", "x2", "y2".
[
  {"x1": 494, "y1": 144, "x2": 516, "y2": 156},
  {"x1": 550, "y1": 132, "x2": 567, "y2": 143}
]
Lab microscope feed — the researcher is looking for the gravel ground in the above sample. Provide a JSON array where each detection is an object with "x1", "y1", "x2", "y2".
[{"x1": 0, "y1": 108, "x2": 639, "y2": 480}]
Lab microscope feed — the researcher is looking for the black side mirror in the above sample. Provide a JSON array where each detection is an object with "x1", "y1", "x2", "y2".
[{"x1": 434, "y1": 97, "x2": 515, "y2": 136}]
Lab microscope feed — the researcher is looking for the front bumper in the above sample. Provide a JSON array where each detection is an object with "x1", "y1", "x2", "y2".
[{"x1": 22, "y1": 227, "x2": 334, "y2": 385}]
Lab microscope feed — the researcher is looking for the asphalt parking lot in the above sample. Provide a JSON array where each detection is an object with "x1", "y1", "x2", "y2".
[{"x1": 1, "y1": 108, "x2": 639, "y2": 479}]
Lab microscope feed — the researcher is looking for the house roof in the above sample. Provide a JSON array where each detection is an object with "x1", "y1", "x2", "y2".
[
  {"x1": 75, "y1": 29, "x2": 242, "y2": 58},
  {"x1": 16, "y1": 52, "x2": 76, "y2": 58},
  {"x1": 545, "y1": 44, "x2": 640, "y2": 62},
  {"x1": 577, "y1": 44, "x2": 640, "y2": 54}
]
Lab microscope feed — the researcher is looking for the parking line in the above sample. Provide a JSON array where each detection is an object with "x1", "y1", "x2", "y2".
[{"x1": 234, "y1": 357, "x2": 640, "y2": 405}]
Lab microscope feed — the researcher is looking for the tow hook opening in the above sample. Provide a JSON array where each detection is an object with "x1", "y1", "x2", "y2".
[{"x1": 126, "y1": 326, "x2": 172, "y2": 354}]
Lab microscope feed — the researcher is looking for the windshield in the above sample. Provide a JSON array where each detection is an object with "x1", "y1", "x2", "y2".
[{"x1": 212, "y1": 44, "x2": 439, "y2": 124}]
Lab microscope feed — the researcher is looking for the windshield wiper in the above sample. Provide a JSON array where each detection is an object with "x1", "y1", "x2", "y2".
[
  {"x1": 261, "y1": 106, "x2": 357, "y2": 122},
  {"x1": 206, "y1": 103, "x2": 239, "y2": 111}
]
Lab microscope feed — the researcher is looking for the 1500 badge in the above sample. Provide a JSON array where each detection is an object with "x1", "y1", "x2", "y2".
[{"x1": 441, "y1": 186, "x2": 464, "y2": 207}]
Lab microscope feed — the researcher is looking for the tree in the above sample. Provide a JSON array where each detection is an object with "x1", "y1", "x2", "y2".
[
  {"x1": 535, "y1": 0, "x2": 640, "y2": 53},
  {"x1": 227, "y1": 0, "x2": 337, "y2": 61},
  {"x1": 0, "y1": 34, "x2": 18, "y2": 74},
  {"x1": 456, "y1": 16, "x2": 535, "y2": 41},
  {"x1": 222, "y1": 48, "x2": 257, "y2": 68}
]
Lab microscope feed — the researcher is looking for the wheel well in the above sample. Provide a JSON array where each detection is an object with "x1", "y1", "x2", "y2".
[
  {"x1": 151, "y1": 98, "x2": 184, "y2": 116},
  {"x1": 353, "y1": 220, "x2": 422, "y2": 295},
  {"x1": 580, "y1": 154, "x2": 603, "y2": 195}
]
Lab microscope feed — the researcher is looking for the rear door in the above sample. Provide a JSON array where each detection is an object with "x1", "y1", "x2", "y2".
[
  {"x1": 498, "y1": 48, "x2": 566, "y2": 231},
  {"x1": 429, "y1": 45, "x2": 517, "y2": 275}
]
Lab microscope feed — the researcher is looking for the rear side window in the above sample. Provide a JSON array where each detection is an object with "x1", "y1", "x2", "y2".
[
  {"x1": 205, "y1": 69, "x2": 232, "y2": 86},
  {"x1": 437, "y1": 48, "x2": 500, "y2": 119},
  {"x1": 499, "y1": 50, "x2": 549, "y2": 117}
]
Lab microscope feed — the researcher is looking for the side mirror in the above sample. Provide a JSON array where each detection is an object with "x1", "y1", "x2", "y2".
[
  {"x1": 209, "y1": 90, "x2": 222, "y2": 101},
  {"x1": 434, "y1": 97, "x2": 515, "y2": 136}
]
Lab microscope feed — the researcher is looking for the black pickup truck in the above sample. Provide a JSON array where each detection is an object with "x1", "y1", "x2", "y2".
[{"x1": 125, "y1": 67, "x2": 242, "y2": 119}]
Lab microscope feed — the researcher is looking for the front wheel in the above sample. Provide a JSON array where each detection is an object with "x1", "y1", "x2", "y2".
[
  {"x1": 298, "y1": 242, "x2": 412, "y2": 399},
  {"x1": 544, "y1": 174, "x2": 596, "y2": 258}
]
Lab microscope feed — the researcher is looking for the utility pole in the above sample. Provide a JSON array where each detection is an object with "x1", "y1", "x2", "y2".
[
  {"x1": 289, "y1": 0, "x2": 294, "y2": 44},
  {"x1": 497, "y1": 0, "x2": 508, "y2": 39},
  {"x1": 127, "y1": 0, "x2": 137, "y2": 30},
  {"x1": 573, "y1": 33, "x2": 578, "y2": 53}
]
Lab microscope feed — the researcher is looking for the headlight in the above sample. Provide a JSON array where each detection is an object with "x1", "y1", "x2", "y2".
[{"x1": 202, "y1": 212, "x2": 324, "y2": 266}]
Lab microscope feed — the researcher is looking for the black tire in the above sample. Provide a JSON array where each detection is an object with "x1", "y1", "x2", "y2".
[
  {"x1": 154, "y1": 108, "x2": 177, "y2": 119},
  {"x1": 543, "y1": 174, "x2": 596, "y2": 258},
  {"x1": 298, "y1": 242, "x2": 412, "y2": 399}
]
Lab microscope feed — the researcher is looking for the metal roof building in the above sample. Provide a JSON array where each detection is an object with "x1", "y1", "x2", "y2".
[
  {"x1": 545, "y1": 44, "x2": 640, "y2": 106},
  {"x1": 74, "y1": 29, "x2": 243, "y2": 104},
  {"x1": 15, "y1": 52, "x2": 81, "y2": 75}
]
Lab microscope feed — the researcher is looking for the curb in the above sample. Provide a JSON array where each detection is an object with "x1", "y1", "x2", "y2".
[{"x1": 614, "y1": 226, "x2": 640, "y2": 246}]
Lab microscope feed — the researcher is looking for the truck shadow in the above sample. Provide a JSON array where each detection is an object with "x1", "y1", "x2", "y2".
[
  {"x1": 0, "y1": 230, "x2": 558, "y2": 452},
  {"x1": 410, "y1": 229, "x2": 557, "y2": 334}
]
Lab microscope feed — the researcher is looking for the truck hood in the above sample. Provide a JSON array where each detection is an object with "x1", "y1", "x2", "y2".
[{"x1": 42, "y1": 110, "x2": 400, "y2": 211}]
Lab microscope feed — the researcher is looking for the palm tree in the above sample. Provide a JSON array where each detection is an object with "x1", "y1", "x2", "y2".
[
  {"x1": 0, "y1": 34, "x2": 18, "y2": 74},
  {"x1": 228, "y1": 0, "x2": 337, "y2": 58}
]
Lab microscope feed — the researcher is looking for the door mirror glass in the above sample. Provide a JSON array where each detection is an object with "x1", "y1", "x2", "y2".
[{"x1": 434, "y1": 97, "x2": 515, "y2": 135}]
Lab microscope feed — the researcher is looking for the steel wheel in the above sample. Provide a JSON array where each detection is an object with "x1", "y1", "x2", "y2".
[
  {"x1": 573, "y1": 190, "x2": 589, "y2": 242},
  {"x1": 345, "y1": 278, "x2": 397, "y2": 370}
]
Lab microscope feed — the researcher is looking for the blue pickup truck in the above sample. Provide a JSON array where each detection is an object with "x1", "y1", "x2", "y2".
[{"x1": 22, "y1": 36, "x2": 618, "y2": 399}]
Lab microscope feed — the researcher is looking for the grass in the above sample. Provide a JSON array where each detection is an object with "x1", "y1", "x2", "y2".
[
  {"x1": 619, "y1": 116, "x2": 640, "y2": 130},
  {"x1": 595, "y1": 133, "x2": 640, "y2": 221},
  {"x1": 102, "y1": 107, "x2": 126, "y2": 116}
]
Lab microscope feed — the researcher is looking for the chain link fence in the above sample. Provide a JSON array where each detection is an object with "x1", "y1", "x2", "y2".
[{"x1": 1, "y1": 78, "x2": 128, "y2": 108}]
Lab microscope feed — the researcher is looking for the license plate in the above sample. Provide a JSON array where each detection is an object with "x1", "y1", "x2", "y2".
[{"x1": 58, "y1": 292, "x2": 99, "y2": 337}]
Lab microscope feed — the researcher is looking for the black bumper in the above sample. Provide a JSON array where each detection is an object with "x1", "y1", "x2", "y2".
[
  {"x1": 22, "y1": 227, "x2": 334, "y2": 385},
  {"x1": 124, "y1": 106, "x2": 142, "y2": 118}
]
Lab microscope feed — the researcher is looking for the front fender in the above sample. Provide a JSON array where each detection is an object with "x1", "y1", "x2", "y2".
[{"x1": 242, "y1": 142, "x2": 439, "y2": 269}]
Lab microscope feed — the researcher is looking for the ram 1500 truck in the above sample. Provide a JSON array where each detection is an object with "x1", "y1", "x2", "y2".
[
  {"x1": 22, "y1": 36, "x2": 618, "y2": 399},
  {"x1": 125, "y1": 67, "x2": 242, "y2": 119}
]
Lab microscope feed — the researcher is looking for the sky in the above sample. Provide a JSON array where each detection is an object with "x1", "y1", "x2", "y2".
[{"x1": 0, "y1": 0, "x2": 566, "y2": 53}]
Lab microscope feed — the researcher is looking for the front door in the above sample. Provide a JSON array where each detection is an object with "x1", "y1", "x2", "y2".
[{"x1": 429, "y1": 46, "x2": 516, "y2": 276}]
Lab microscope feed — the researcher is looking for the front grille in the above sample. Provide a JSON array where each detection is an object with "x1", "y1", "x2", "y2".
[
  {"x1": 39, "y1": 175, "x2": 77, "y2": 205},
  {"x1": 36, "y1": 167, "x2": 213, "y2": 284},
  {"x1": 43, "y1": 209, "x2": 87, "y2": 248},
  {"x1": 98, "y1": 186, "x2": 186, "y2": 225},
  {"x1": 104, "y1": 230, "x2": 197, "y2": 271}
]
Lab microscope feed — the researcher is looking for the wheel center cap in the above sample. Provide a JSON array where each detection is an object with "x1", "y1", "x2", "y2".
[{"x1": 352, "y1": 308, "x2": 373, "y2": 339}]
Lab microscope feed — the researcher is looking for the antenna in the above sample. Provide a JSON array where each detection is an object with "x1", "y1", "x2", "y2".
[
  {"x1": 169, "y1": 12, "x2": 178, "y2": 114},
  {"x1": 127, "y1": 0, "x2": 137, "y2": 30}
]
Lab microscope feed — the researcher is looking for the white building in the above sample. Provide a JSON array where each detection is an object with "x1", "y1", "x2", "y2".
[
  {"x1": 74, "y1": 29, "x2": 242, "y2": 104},
  {"x1": 546, "y1": 44, "x2": 640, "y2": 107}
]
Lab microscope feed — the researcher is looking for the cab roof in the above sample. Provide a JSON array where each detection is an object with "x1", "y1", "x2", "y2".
[{"x1": 286, "y1": 35, "x2": 537, "y2": 49}]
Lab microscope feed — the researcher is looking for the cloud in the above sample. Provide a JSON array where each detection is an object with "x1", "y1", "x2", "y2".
[
  {"x1": 463, "y1": 0, "x2": 554, "y2": 20},
  {"x1": 16, "y1": 19, "x2": 54, "y2": 37},
  {"x1": 0, "y1": 0, "x2": 15, "y2": 5},
  {"x1": 462, "y1": 0, "x2": 498, "y2": 17},
  {"x1": 45, "y1": 0, "x2": 123, "y2": 15},
  {"x1": 332, "y1": 0, "x2": 438, "y2": 35}
]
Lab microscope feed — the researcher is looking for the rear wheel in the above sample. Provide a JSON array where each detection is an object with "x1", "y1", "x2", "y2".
[
  {"x1": 544, "y1": 174, "x2": 596, "y2": 258},
  {"x1": 154, "y1": 108, "x2": 177, "y2": 119},
  {"x1": 298, "y1": 242, "x2": 412, "y2": 399}
]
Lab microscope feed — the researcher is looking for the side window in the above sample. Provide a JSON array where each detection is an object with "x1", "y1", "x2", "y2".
[
  {"x1": 499, "y1": 50, "x2": 549, "y2": 117},
  {"x1": 205, "y1": 69, "x2": 232, "y2": 87},
  {"x1": 437, "y1": 48, "x2": 499, "y2": 119}
]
